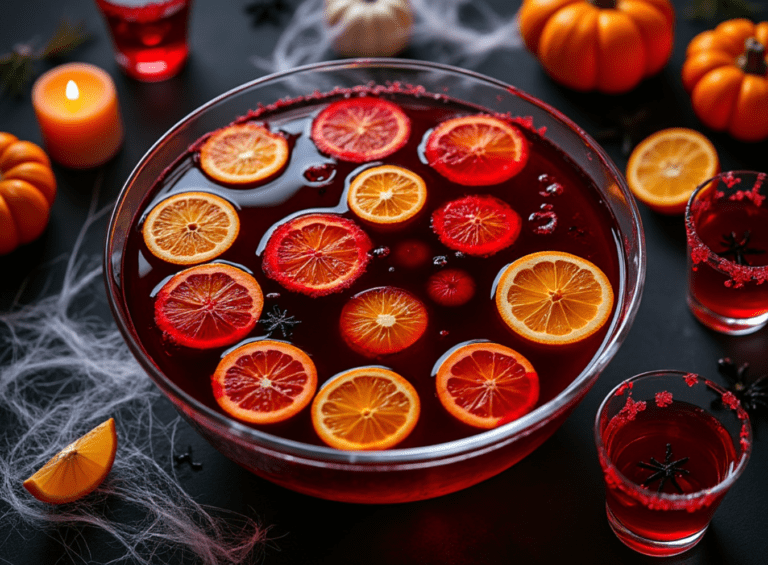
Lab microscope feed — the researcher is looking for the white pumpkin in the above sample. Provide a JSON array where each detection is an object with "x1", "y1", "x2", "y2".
[{"x1": 325, "y1": 0, "x2": 414, "y2": 58}]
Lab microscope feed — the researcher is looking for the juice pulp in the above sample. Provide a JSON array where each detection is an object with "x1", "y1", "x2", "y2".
[
  {"x1": 688, "y1": 198, "x2": 768, "y2": 320},
  {"x1": 95, "y1": 0, "x2": 190, "y2": 81},
  {"x1": 602, "y1": 400, "x2": 737, "y2": 542},
  {"x1": 121, "y1": 90, "x2": 622, "y2": 449}
]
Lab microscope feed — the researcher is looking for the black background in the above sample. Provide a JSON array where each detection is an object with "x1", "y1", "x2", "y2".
[{"x1": 1, "y1": 0, "x2": 767, "y2": 563}]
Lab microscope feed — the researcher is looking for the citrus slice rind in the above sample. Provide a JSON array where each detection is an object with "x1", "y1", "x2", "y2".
[
  {"x1": 212, "y1": 340, "x2": 317, "y2": 425},
  {"x1": 262, "y1": 213, "x2": 372, "y2": 297},
  {"x1": 495, "y1": 251, "x2": 614, "y2": 345},
  {"x1": 347, "y1": 165, "x2": 427, "y2": 225},
  {"x1": 626, "y1": 127, "x2": 719, "y2": 215},
  {"x1": 154, "y1": 263, "x2": 264, "y2": 349},
  {"x1": 431, "y1": 194, "x2": 522, "y2": 257},
  {"x1": 339, "y1": 286, "x2": 428, "y2": 357},
  {"x1": 142, "y1": 191, "x2": 240, "y2": 265},
  {"x1": 23, "y1": 418, "x2": 117, "y2": 504},
  {"x1": 425, "y1": 115, "x2": 529, "y2": 186},
  {"x1": 435, "y1": 342, "x2": 539, "y2": 429},
  {"x1": 311, "y1": 97, "x2": 411, "y2": 163},
  {"x1": 199, "y1": 123, "x2": 289, "y2": 185},
  {"x1": 311, "y1": 367, "x2": 420, "y2": 450}
]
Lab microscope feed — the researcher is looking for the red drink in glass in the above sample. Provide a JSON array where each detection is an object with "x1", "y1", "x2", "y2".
[
  {"x1": 94, "y1": 0, "x2": 191, "y2": 82},
  {"x1": 686, "y1": 170, "x2": 768, "y2": 334},
  {"x1": 595, "y1": 371, "x2": 752, "y2": 556}
]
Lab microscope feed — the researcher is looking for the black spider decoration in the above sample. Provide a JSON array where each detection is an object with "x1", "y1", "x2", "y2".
[
  {"x1": 245, "y1": 0, "x2": 292, "y2": 26},
  {"x1": 717, "y1": 231, "x2": 765, "y2": 266},
  {"x1": 173, "y1": 446, "x2": 203, "y2": 471},
  {"x1": 717, "y1": 357, "x2": 768, "y2": 416},
  {"x1": 637, "y1": 443, "x2": 690, "y2": 493}
]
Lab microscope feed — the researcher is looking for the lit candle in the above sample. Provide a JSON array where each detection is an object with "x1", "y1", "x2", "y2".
[{"x1": 32, "y1": 63, "x2": 124, "y2": 169}]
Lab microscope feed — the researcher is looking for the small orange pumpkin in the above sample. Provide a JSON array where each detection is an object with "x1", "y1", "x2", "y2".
[
  {"x1": 0, "y1": 132, "x2": 57, "y2": 255},
  {"x1": 518, "y1": 0, "x2": 675, "y2": 94},
  {"x1": 682, "y1": 19, "x2": 768, "y2": 142}
]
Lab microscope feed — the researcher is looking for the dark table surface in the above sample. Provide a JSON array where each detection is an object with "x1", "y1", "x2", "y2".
[{"x1": 1, "y1": 0, "x2": 767, "y2": 564}]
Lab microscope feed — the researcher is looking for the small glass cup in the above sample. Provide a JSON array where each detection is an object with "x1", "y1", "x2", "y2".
[
  {"x1": 94, "y1": 0, "x2": 192, "y2": 82},
  {"x1": 594, "y1": 370, "x2": 752, "y2": 557},
  {"x1": 685, "y1": 170, "x2": 768, "y2": 335}
]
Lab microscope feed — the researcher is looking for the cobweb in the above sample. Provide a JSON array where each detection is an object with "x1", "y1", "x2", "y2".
[
  {"x1": 0, "y1": 183, "x2": 265, "y2": 564},
  {"x1": 252, "y1": 0, "x2": 523, "y2": 73}
]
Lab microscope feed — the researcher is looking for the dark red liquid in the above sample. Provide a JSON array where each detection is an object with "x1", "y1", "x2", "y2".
[
  {"x1": 602, "y1": 401, "x2": 737, "y2": 541},
  {"x1": 688, "y1": 196, "x2": 768, "y2": 320},
  {"x1": 121, "y1": 93, "x2": 622, "y2": 448},
  {"x1": 96, "y1": 0, "x2": 190, "y2": 81}
]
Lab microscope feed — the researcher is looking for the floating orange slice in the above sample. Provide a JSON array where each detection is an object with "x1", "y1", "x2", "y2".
[
  {"x1": 311, "y1": 367, "x2": 420, "y2": 450},
  {"x1": 425, "y1": 115, "x2": 529, "y2": 186},
  {"x1": 154, "y1": 263, "x2": 264, "y2": 349},
  {"x1": 311, "y1": 97, "x2": 411, "y2": 163},
  {"x1": 626, "y1": 128, "x2": 719, "y2": 215},
  {"x1": 23, "y1": 418, "x2": 117, "y2": 504},
  {"x1": 347, "y1": 165, "x2": 427, "y2": 225},
  {"x1": 436, "y1": 342, "x2": 539, "y2": 429},
  {"x1": 262, "y1": 213, "x2": 372, "y2": 297},
  {"x1": 199, "y1": 123, "x2": 289, "y2": 185},
  {"x1": 495, "y1": 251, "x2": 614, "y2": 345},
  {"x1": 339, "y1": 286, "x2": 428, "y2": 357},
  {"x1": 212, "y1": 340, "x2": 317, "y2": 424},
  {"x1": 142, "y1": 191, "x2": 240, "y2": 265}
]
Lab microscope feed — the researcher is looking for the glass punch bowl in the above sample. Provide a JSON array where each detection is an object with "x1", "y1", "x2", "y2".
[{"x1": 105, "y1": 59, "x2": 645, "y2": 504}]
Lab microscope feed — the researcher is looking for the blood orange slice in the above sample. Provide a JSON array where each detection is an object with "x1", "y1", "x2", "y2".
[
  {"x1": 311, "y1": 97, "x2": 411, "y2": 163},
  {"x1": 199, "y1": 123, "x2": 289, "y2": 185},
  {"x1": 142, "y1": 191, "x2": 239, "y2": 265},
  {"x1": 425, "y1": 115, "x2": 529, "y2": 186},
  {"x1": 23, "y1": 418, "x2": 117, "y2": 504},
  {"x1": 495, "y1": 251, "x2": 614, "y2": 345},
  {"x1": 431, "y1": 194, "x2": 521, "y2": 256},
  {"x1": 436, "y1": 342, "x2": 539, "y2": 429},
  {"x1": 340, "y1": 286, "x2": 428, "y2": 357},
  {"x1": 426, "y1": 268, "x2": 476, "y2": 307},
  {"x1": 262, "y1": 213, "x2": 372, "y2": 296},
  {"x1": 154, "y1": 263, "x2": 264, "y2": 349},
  {"x1": 212, "y1": 340, "x2": 317, "y2": 424},
  {"x1": 311, "y1": 367, "x2": 420, "y2": 450}
]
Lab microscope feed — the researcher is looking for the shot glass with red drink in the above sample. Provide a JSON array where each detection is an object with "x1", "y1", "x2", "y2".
[
  {"x1": 94, "y1": 0, "x2": 192, "y2": 82},
  {"x1": 594, "y1": 370, "x2": 752, "y2": 557},
  {"x1": 685, "y1": 170, "x2": 768, "y2": 335}
]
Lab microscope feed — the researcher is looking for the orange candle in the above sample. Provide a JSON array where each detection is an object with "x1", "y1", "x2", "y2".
[{"x1": 32, "y1": 63, "x2": 124, "y2": 169}]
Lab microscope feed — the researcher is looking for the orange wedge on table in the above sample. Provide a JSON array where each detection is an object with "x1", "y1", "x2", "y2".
[
  {"x1": 311, "y1": 367, "x2": 420, "y2": 450},
  {"x1": 142, "y1": 191, "x2": 240, "y2": 265},
  {"x1": 347, "y1": 165, "x2": 427, "y2": 225},
  {"x1": 626, "y1": 128, "x2": 719, "y2": 215},
  {"x1": 23, "y1": 418, "x2": 117, "y2": 504},
  {"x1": 436, "y1": 342, "x2": 539, "y2": 429},
  {"x1": 200, "y1": 123, "x2": 289, "y2": 185},
  {"x1": 212, "y1": 340, "x2": 317, "y2": 425},
  {"x1": 495, "y1": 251, "x2": 614, "y2": 346}
]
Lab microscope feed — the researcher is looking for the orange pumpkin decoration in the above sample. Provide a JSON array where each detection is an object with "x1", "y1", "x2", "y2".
[
  {"x1": 682, "y1": 19, "x2": 768, "y2": 142},
  {"x1": 519, "y1": 0, "x2": 675, "y2": 94},
  {"x1": 0, "y1": 132, "x2": 57, "y2": 255}
]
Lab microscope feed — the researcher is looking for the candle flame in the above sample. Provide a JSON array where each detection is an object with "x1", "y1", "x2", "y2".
[{"x1": 65, "y1": 80, "x2": 80, "y2": 101}]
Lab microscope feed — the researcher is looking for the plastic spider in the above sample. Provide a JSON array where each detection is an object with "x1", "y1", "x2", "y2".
[{"x1": 717, "y1": 357, "x2": 768, "y2": 416}]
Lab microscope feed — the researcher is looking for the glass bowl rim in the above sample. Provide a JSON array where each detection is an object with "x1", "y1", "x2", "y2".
[
  {"x1": 593, "y1": 369, "x2": 753, "y2": 502},
  {"x1": 104, "y1": 57, "x2": 646, "y2": 465}
]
